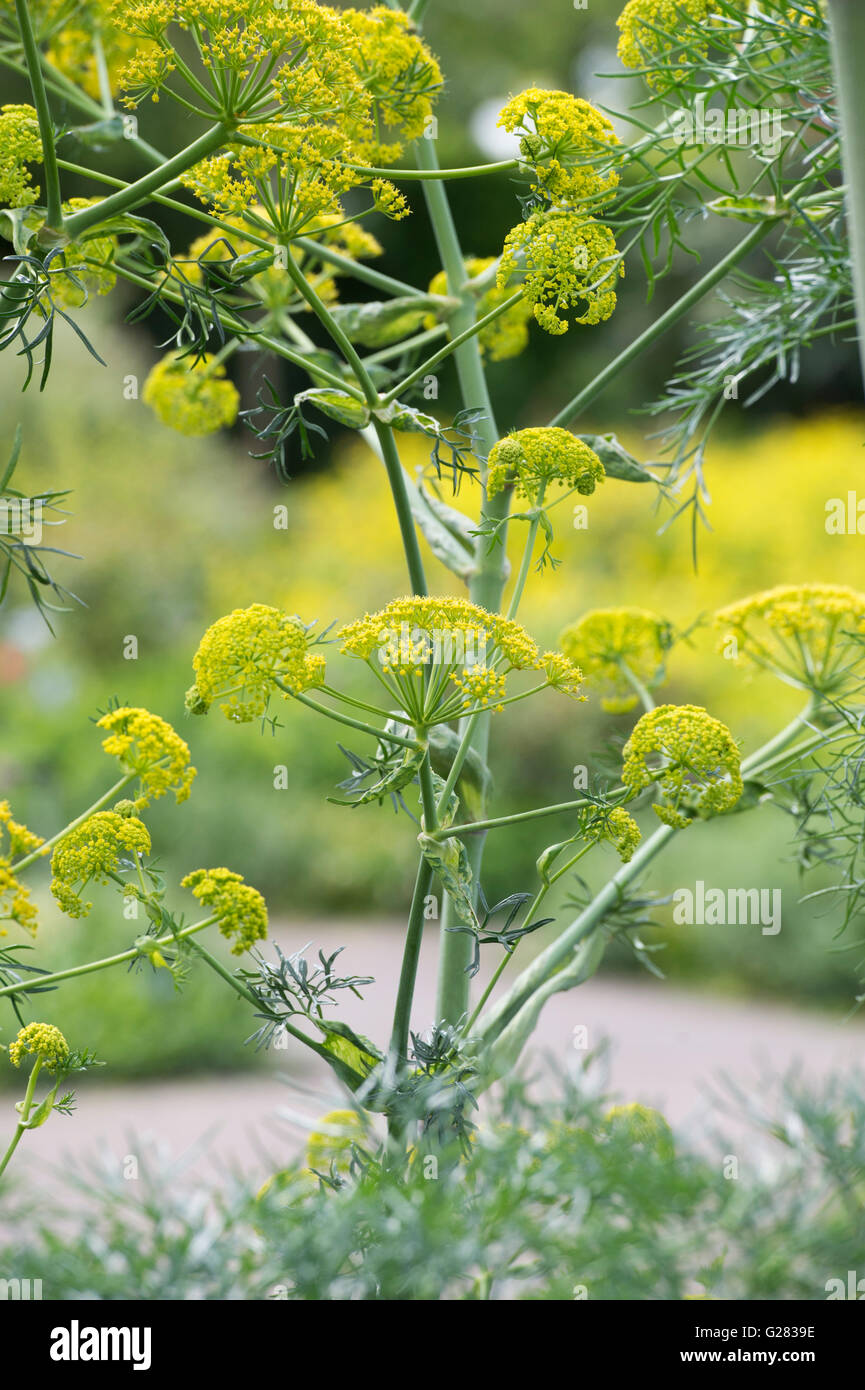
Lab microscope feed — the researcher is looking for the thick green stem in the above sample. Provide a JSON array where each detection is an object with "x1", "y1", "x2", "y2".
[
  {"x1": 62, "y1": 124, "x2": 230, "y2": 239},
  {"x1": 415, "y1": 134, "x2": 509, "y2": 1024},
  {"x1": 826, "y1": 0, "x2": 865, "y2": 395},
  {"x1": 15, "y1": 0, "x2": 62, "y2": 228},
  {"x1": 388, "y1": 853, "x2": 434, "y2": 1067},
  {"x1": 372, "y1": 420, "x2": 429, "y2": 597},
  {"x1": 474, "y1": 702, "x2": 819, "y2": 1049}
]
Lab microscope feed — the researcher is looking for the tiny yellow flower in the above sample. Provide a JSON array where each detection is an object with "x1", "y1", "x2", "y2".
[
  {"x1": 487, "y1": 428, "x2": 605, "y2": 502},
  {"x1": 498, "y1": 88, "x2": 619, "y2": 208},
  {"x1": 559, "y1": 607, "x2": 673, "y2": 712},
  {"x1": 714, "y1": 584, "x2": 865, "y2": 694},
  {"x1": 97, "y1": 707, "x2": 196, "y2": 806},
  {"x1": 498, "y1": 211, "x2": 622, "y2": 335},
  {"x1": 143, "y1": 353, "x2": 240, "y2": 437},
  {"x1": 50, "y1": 811, "x2": 151, "y2": 919},
  {"x1": 181, "y1": 866, "x2": 268, "y2": 954},
  {"x1": 0, "y1": 104, "x2": 42, "y2": 208},
  {"x1": 8, "y1": 1021, "x2": 70, "y2": 1072},
  {"x1": 189, "y1": 604, "x2": 326, "y2": 723},
  {"x1": 622, "y1": 704, "x2": 743, "y2": 829}
]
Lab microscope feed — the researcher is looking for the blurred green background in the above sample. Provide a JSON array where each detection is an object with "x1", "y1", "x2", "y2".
[{"x1": 1, "y1": 0, "x2": 863, "y2": 1081}]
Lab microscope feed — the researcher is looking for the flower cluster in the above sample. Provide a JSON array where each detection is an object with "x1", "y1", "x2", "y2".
[
  {"x1": 181, "y1": 866, "x2": 267, "y2": 954},
  {"x1": 8, "y1": 1022, "x2": 69, "y2": 1072},
  {"x1": 341, "y1": 6, "x2": 442, "y2": 163},
  {"x1": 714, "y1": 584, "x2": 865, "y2": 693},
  {"x1": 622, "y1": 704, "x2": 743, "y2": 829},
  {"x1": 306, "y1": 1107, "x2": 366, "y2": 1176},
  {"x1": 497, "y1": 210, "x2": 622, "y2": 335},
  {"x1": 50, "y1": 811, "x2": 151, "y2": 918},
  {"x1": 41, "y1": 0, "x2": 149, "y2": 100},
  {"x1": 604, "y1": 1101, "x2": 673, "y2": 1157},
  {"x1": 600, "y1": 806, "x2": 642, "y2": 862},
  {"x1": 339, "y1": 596, "x2": 582, "y2": 724},
  {"x1": 616, "y1": 0, "x2": 715, "y2": 90},
  {"x1": 113, "y1": 2, "x2": 440, "y2": 236},
  {"x1": 487, "y1": 428, "x2": 605, "y2": 503},
  {"x1": 142, "y1": 354, "x2": 240, "y2": 437},
  {"x1": 0, "y1": 801, "x2": 44, "y2": 937},
  {"x1": 188, "y1": 604, "x2": 326, "y2": 723},
  {"x1": 0, "y1": 104, "x2": 42, "y2": 209},
  {"x1": 497, "y1": 88, "x2": 619, "y2": 208},
  {"x1": 427, "y1": 257, "x2": 534, "y2": 362},
  {"x1": 559, "y1": 607, "x2": 673, "y2": 712},
  {"x1": 97, "y1": 707, "x2": 196, "y2": 806}
]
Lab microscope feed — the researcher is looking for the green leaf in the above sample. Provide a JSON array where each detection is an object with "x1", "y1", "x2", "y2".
[
  {"x1": 405, "y1": 479, "x2": 477, "y2": 581},
  {"x1": 707, "y1": 195, "x2": 785, "y2": 223},
  {"x1": 418, "y1": 831, "x2": 478, "y2": 929},
  {"x1": 577, "y1": 433, "x2": 659, "y2": 485},
  {"x1": 329, "y1": 297, "x2": 431, "y2": 347},
  {"x1": 295, "y1": 388, "x2": 371, "y2": 429}
]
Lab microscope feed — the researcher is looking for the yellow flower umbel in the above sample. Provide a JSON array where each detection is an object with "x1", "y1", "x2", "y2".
[
  {"x1": 622, "y1": 704, "x2": 743, "y2": 829},
  {"x1": 497, "y1": 88, "x2": 620, "y2": 208},
  {"x1": 188, "y1": 604, "x2": 326, "y2": 723},
  {"x1": 97, "y1": 707, "x2": 196, "y2": 806},
  {"x1": 305, "y1": 1107, "x2": 367, "y2": 1177},
  {"x1": 341, "y1": 6, "x2": 442, "y2": 163},
  {"x1": 604, "y1": 1101, "x2": 674, "y2": 1158},
  {"x1": 617, "y1": 0, "x2": 715, "y2": 90},
  {"x1": 0, "y1": 104, "x2": 42, "y2": 208},
  {"x1": 181, "y1": 866, "x2": 267, "y2": 954},
  {"x1": 498, "y1": 210, "x2": 622, "y2": 336},
  {"x1": 600, "y1": 806, "x2": 642, "y2": 862},
  {"x1": 487, "y1": 428, "x2": 605, "y2": 503},
  {"x1": 427, "y1": 257, "x2": 533, "y2": 362},
  {"x1": 50, "y1": 811, "x2": 151, "y2": 918},
  {"x1": 0, "y1": 802, "x2": 44, "y2": 937},
  {"x1": 559, "y1": 607, "x2": 673, "y2": 712},
  {"x1": 714, "y1": 584, "x2": 865, "y2": 695},
  {"x1": 143, "y1": 353, "x2": 240, "y2": 436},
  {"x1": 339, "y1": 596, "x2": 583, "y2": 726},
  {"x1": 8, "y1": 1022, "x2": 69, "y2": 1073}
]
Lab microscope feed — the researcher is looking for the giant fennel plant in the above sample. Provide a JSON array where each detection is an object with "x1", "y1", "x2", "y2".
[{"x1": 0, "y1": 0, "x2": 864, "y2": 1171}]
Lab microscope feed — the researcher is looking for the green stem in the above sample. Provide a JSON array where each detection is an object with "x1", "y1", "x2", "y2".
[
  {"x1": 474, "y1": 702, "x2": 820, "y2": 1048},
  {"x1": 429, "y1": 796, "x2": 595, "y2": 842},
  {"x1": 15, "y1": 0, "x2": 62, "y2": 228},
  {"x1": 549, "y1": 221, "x2": 775, "y2": 427},
  {"x1": 372, "y1": 419, "x2": 428, "y2": 597},
  {"x1": 285, "y1": 687, "x2": 422, "y2": 749},
  {"x1": 346, "y1": 159, "x2": 519, "y2": 181},
  {"x1": 415, "y1": 134, "x2": 508, "y2": 1025},
  {"x1": 388, "y1": 858, "x2": 434, "y2": 1068},
  {"x1": 0, "y1": 1057, "x2": 41, "y2": 1182},
  {"x1": 291, "y1": 236, "x2": 427, "y2": 298},
  {"x1": 12, "y1": 773, "x2": 135, "y2": 874},
  {"x1": 62, "y1": 123, "x2": 230, "y2": 239},
  {"x1": 0, "y1": 917, "x2": 217, "y2": 1000},
  {"x1": 826, "y1": 0, "x2": 865, "y2": 394},
  {"x1": 381, "y1": 290, "x2": 524, "y2": 404}
]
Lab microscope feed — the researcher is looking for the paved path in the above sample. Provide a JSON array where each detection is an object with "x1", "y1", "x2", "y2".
[{"x1": 9, "y1": 920, "x2": 865, "y2": 1194}]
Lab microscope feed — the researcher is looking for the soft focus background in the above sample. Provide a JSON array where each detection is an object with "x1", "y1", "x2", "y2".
[{"x1": 1, "y1": 0, "x2": 863, "y2": 1105}]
